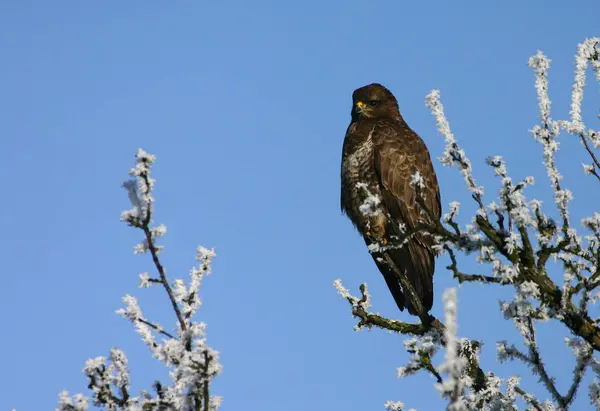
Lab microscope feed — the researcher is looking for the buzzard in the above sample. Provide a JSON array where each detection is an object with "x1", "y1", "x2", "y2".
[{"x1": 340, "y1": 83, "x2": 441, "y2": 316}]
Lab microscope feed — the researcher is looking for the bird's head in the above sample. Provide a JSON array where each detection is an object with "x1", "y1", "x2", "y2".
[{"x1": 351, "y1": 83, "x2": 401, "y2": 122}]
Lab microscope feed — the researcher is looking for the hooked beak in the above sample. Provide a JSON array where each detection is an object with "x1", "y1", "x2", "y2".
[{"x1": 355, "y1": 101, "x2": 373, "y2": 117}]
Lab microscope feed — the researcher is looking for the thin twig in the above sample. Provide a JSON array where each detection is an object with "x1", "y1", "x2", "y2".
[
  {"x1": 342, "y1": 291, "x2": 430, "y2": 335},
  {"x1": 143, "y1": 226, "x2": 187, "y2": 332},
  {"x1": 445, "y1": 246, "x2": 510, "y2": 285},
  {"x1": 514, "y1": 387, "x2": 544, "y2": 411},
  {"x1": 137, "y1": 317, "x2": 176, "y2": 339},
  {"x1": 564, "y1": 347, "x2": 592, "y2": 406},
  {"x1": 581, "y1": 133, "x2": 600, "y2": 170},
  {"x1": 139, "y1": 172, "x2": 187, "y2": 333},
  {"x1": 202, "y1": 350, "x2": 211, "y2": 411},
  {"x1": 580, "y1": 133, "x2": 600, "y2": 182},
  {"x1": 525, "y1": 318, "x2": 566, "y2": 408}
]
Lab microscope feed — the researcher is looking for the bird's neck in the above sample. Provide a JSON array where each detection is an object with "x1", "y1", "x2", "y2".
[{"x1": 352, "y1": 113, "x2": 405, "y2": 126}]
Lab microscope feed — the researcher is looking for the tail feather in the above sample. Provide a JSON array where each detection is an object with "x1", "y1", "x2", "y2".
[
  {"x1": 406, "y1": 240, "x2": 434, "y2": 313},
  {"x1": 368, "y1": 238, "x2": 434, "y2": 315}
]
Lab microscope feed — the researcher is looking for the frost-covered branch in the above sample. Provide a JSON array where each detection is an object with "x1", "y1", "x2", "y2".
[
  {"x1": 122, "y1": 150, "x2": 188, "y2": 334},
  {"x1": 58, "y1": 149, "x2": 222, "y2": 411},
  {"x1": 334, "y1": 280, "x2": 430, "y2": 335},
  {"x1": 335, "y1": 283, "x2": 525, "y2": 409},
  {"x1": 336, "y1": 38, "x2": 600, "y2": 410}
]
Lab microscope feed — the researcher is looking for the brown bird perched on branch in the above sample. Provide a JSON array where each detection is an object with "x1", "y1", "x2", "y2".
[{"x1": 340, "y1": 83, "x2": 441, "y2": 316}]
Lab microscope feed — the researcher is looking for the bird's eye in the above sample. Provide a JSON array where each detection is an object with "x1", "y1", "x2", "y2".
[{"x1": 368, "y1": 100, "x2": 378, "y2": 107}]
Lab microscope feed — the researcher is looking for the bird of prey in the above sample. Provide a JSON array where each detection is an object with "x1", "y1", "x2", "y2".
[{"x1": 340, "y1": 83, "x2": 441, "y2": 316}]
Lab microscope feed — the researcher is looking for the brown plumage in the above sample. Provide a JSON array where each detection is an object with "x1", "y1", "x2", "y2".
[{"x1": 340, "y1": 83, "x2": 441, "y2": 315}]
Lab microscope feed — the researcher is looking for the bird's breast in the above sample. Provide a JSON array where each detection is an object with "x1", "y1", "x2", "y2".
[
  {"x1": 341, "y1": 130, "x2": 382, "y2": 230},
  {"x1": 343, "y1": 134, "x2": 374, "y2": 179}
]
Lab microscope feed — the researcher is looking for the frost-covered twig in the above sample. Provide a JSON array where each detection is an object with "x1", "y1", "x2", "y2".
[
  {"x1": 581, "y1": 136, "x2": 600, "y2": 182},
  {"x1": 529, "y1": 51, "x2": 571, "y2": 228},
  {"x1": 384, "y1": 400, "x2": 412, "y2": 411},
  {"x1": 59, "y1": 149, "x2": 222, "y2": 411},
  {"x1": 137, "y1": 317, "x2": 176, "y2": 339},
  {"x1": 565, "y1": 39, "x2": 600, "y2": 138},
  {"x1": 445, "y1": 245, "x2": 509, "y2": 285},
  {"x1": 514, "y1": 386, "x2": 544, "y2": 411},
  {"x1": 564, "y1": 338, "x2": 593, "y2": 406},
  {"x1": 56, "y1": 391, "x2": 89, "y2": 411},
  {"x1": 334, "y1": 280, "x2": 430, "y2": 335},
  {"x1": 123, "y1": 149, "x2": 188, "y2": 334},
  {"x1": 524, "y1": 319, "x2": 564, "y2": 406},
  {"x1": 426, "y1": 90, "x2": 485, "y2": 212},
  {"x1": 435, "y1": 289, "x2": 467, "y2": 409}
]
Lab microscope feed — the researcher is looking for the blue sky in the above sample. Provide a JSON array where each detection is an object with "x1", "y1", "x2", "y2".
[{"x1": 1, "y1": 1, "x2": 599, "y2": 410}]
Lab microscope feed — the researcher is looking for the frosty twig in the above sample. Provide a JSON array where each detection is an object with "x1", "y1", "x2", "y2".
[{"x1": 59, "y1": 149, "x2": 222, "y2": 411}]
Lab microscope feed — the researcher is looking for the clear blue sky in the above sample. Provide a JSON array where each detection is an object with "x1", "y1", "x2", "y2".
[{"x1": 1, "y1": 1, "x2": 599, "y2": 410}]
